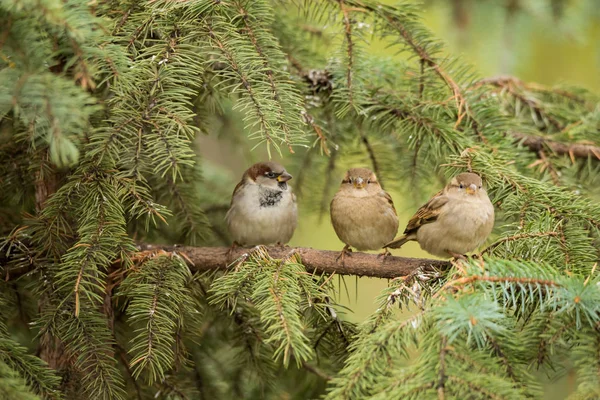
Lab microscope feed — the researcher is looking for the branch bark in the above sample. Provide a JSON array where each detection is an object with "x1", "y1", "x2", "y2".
[
  {"x1": 5, "y1": 245, "x2": 450, "y2": 281},
  {"x1": 138, "y1": 244, "x2": 451, "y2": 279},
  {"x1": 511, "y1": 132, "x2": 600, "y2": 161}
]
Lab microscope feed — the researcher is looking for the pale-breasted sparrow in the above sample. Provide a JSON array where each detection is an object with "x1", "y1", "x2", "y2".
[
  {"x1": 385, "y1": 172, "x2": 494, "y2": 258},
  {"x1": 330, "y1": 168, "x2": 399, "y2": 261},
  {"x1": 226, "y1": 161, "x2": 297, "y2": 246}
]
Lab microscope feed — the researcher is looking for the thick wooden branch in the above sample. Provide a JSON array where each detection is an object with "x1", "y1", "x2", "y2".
[
  {"x1": 511, "y1": 132, "x2": 600, "y2": 161},
  {"x1": 140, "y1": 244, "x2": 451, "y2": 279},
  {"x1": 4, "y1": 245, "x2": 451, "y2": 281}
]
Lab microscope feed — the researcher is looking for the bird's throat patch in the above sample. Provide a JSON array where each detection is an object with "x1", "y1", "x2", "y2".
[{"x1": 259, "y1": 189, "x2": 283, "y2": 208}]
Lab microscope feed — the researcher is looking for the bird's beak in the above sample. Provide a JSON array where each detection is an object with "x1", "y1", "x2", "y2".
[
  {"x1": 277, "y1": 172, "x2": 292, "y2": 182},
  {"x1": 466, "y1": 183, "x2": 477, "y2": 195},
  {"x1": 353, "y1": 177, "x2": 365, "y2": 189}
]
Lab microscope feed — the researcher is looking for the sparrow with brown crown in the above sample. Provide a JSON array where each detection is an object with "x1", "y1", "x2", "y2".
[
  {"x1": 330, "y1": 168, "x2": 399, "y2": 263},
  {"x1": 385, "y1": 172, "x2": 494, "y2": 258},
  {"x1": 226, "y1": 161, "x2": 297, "y2": 248}
]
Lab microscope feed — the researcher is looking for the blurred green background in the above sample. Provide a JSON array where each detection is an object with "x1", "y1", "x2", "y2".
[{"x1": 200, "y1": 1, "x2": 599, "y2": 397}]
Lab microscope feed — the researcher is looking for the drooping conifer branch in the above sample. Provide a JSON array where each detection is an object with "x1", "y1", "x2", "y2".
[
  {"x1": 361, "y1": 134, "x2": 384, "y2": 189},
  {"x1": 444, "y1": 275, "x2": 561, "y2": 289},
  {"x1": 481, "y1": 231, "x2": 559, "y2": 255},
  {"x1": 298, "y1": 65, "x2": 599, "y2": 162},
  {"x1": 437, "y1": 336, "x2": 447, "y2": 400},
  {"x1": 233, "y1": 0, "x2": 300, "y2": 152},
  {"x1": 475, "y1": 77, "x2": 564, "y2": 131},
  {"x1": 338, "y1": 0, "x2": 355, "y2": 110},
  {"x1": 473, "y1": 76, "x2": 594, "y2": 108},
  {"x1": 206, "y1": 22, "x2": 274, "y2": 146},
  {"x1": 302, "y1": 110, "x2": 331, "y2": 155}
]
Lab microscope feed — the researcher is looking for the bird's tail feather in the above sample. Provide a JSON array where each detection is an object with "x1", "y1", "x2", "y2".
[{"x1": 384, "y1": 235, "x2": 410, "y2": 249}]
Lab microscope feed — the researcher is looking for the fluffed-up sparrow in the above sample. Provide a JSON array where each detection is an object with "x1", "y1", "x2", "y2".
[
  {"x1": 226, "y1": 161, "x2": 297, "y2": 247},
  {"x1": 330, "y1": 168, "x2": 399, "y2": 261},
  {"x1": 385, "y1": 172, "x2": 494, "y2": 258}
]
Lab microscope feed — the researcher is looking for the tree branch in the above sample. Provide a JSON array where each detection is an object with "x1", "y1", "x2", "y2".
[
  {"x1": 138, "y1": 244, "x2": 451, "y2": 280},
  {"x1": 511, "y1": 132, "x2": 600, "y2": 161},
  {"x1": 361, "y1": 134, "x2": 384, "y2": 189},
  {"x1": 4, "y1": 245, "x2": 450, "y2": 281},
  {"x1": 302, "y1": 361, "x2": 333, "y2": 381},
  {"x1": 296, "y1": 63, "x2": 600, "y2": 163}
]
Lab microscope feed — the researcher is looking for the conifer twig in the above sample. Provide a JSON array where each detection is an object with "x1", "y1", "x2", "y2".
[
  {"x1": 206, "y1": 22, "x2": 274, "y2": 146},
  {"x1": 302, "y1": 361, "x2": 332, "y2": 380},
  {"x1": 301, "y1": 110, "x2": 330, "y2": 155},
  {"x1": 473, "y1": 76, "x2": 592, "y2": 107},
  {"x1": 475, "y1": 76, "x2": 563, "y2": 130},
  {"x1": 437, "y1": 336, "x2": 447, "y2": 400},
  {"x1": 444, "y1": 275, "x2": 560, "y2": 289},
  {"x1": 488, "y1": 336, "x2": 517, "y2": 381},
  {"x1": 338, "y1": 0, "x2": 356, "y2": 109},
  {"x1": 361, "y1": 134, "x2": 384, "y2": 189},
  {"x1": 511, "y1": 132, "x2": 600, "y2": 161},
  {"x1": 236, "y1": 0, "x2": 294, "y2": 152},
  {"x1": 320, "y1": 149, "x2": 338, "y2": 219},
  {"x1": 480, "y1": 231, "x2": 558, "y2": 255}
]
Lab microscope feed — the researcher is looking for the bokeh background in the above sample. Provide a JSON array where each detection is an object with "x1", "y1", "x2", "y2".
[{"x1": 199, "y1": 1, "x2": 600, "y2": 398}]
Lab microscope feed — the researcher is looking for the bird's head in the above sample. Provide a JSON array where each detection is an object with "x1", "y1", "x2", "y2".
[
  {"x1": 341, "y1": 168, "x2": 379, "y2": 190},
  {"x1": 448, "y1": 172, "x2": 485, "y2": 196},
  {"x1": 246, "y1": 161, "x2": 292, "y2": 190}
]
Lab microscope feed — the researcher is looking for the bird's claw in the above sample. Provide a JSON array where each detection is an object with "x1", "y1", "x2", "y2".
[
  {"x1": 448, "y1": 251, "x2": 467, "y2": 261},
  {"x1": 227, "y1": 241, "x2": 240, "y2": 260},
  {"x1": 447, "y1": 251, "x2": 468, "y2": 273},
  {"x1": 336, "y1": 245, "x2": 353, "y2": 265},
  {"x1": 377, "y1": 249, "x2": 392, "y2": 260}
]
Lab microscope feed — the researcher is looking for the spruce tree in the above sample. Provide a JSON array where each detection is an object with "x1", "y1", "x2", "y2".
[{"x1": 1, "y1": 0, "x2": 599, "y2": 399}]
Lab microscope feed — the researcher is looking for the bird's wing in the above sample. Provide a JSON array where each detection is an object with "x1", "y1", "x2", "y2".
[
  {"x1": 379, "y1": 190, "x2": 397, "y2": 215},
  {"x1": 229, "y1": 180, "x2": 245, "y2": 206},
  {"x1": 230, "y1": 173, "x2": 256, "y2": 208},
  {"x1": 403, "y1": 190, "x2": 448, "y2": 235}
]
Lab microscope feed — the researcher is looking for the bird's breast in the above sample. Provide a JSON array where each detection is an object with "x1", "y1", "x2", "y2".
[
  {"x1": 226, "y1": 184, "x2": 297, "y2": 245},
  {"x1": 330, "y1": 193, "x2": 399, "y2": 250},
  {"x1": 440, "y1": 195, "x2": 494, "y2": 239},
  {"x1": 259, "y1": 188, "x2": 284, "y2": 208}
]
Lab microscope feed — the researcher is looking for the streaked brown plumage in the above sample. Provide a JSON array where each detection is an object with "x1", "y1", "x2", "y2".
[
  {"x1": 385, "y1": 172, "x2": 494, "y2": 258},
  {"x1": 330, "y1": 168, "x2": 399, "y2": 260},
  {"x1": 226, "y1": 161, "x2": 297, "y2": 246}
]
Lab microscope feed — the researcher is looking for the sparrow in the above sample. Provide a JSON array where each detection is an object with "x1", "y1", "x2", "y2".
[
  {"x1": 330, "y1": 168, "x2": 399, "y2": 262},
  {"x1": 226, "y1": 161, "x2": 297, "y2": 247},
  {"x1": 385, "y1": 172, "x2": 494, "y2": 258}
]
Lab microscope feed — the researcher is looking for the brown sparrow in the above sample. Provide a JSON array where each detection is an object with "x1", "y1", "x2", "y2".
[
  {"x1": 226, "y1": 161, "x2": 297, "y2": 246},
  {"x1": 385, "y1": 172, "x2": 494, "y2": 258},
  {"x1": 330, "y1": 168, "x2": 399, "y2": 261}
]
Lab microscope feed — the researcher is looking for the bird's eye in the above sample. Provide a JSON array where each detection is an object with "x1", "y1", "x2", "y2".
[
  {"x1": 459, "y1": 184, "x2": 464, "y2": 189},
  {"x1": 266, "y1": 172, "x2": 276, "y2": 178},
  {"x1": 479, "y1": 185, "x2": 482, "y2": 189},
  {"x1": 367, "y1": 179, "x2": 371, "y2": 184}
]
